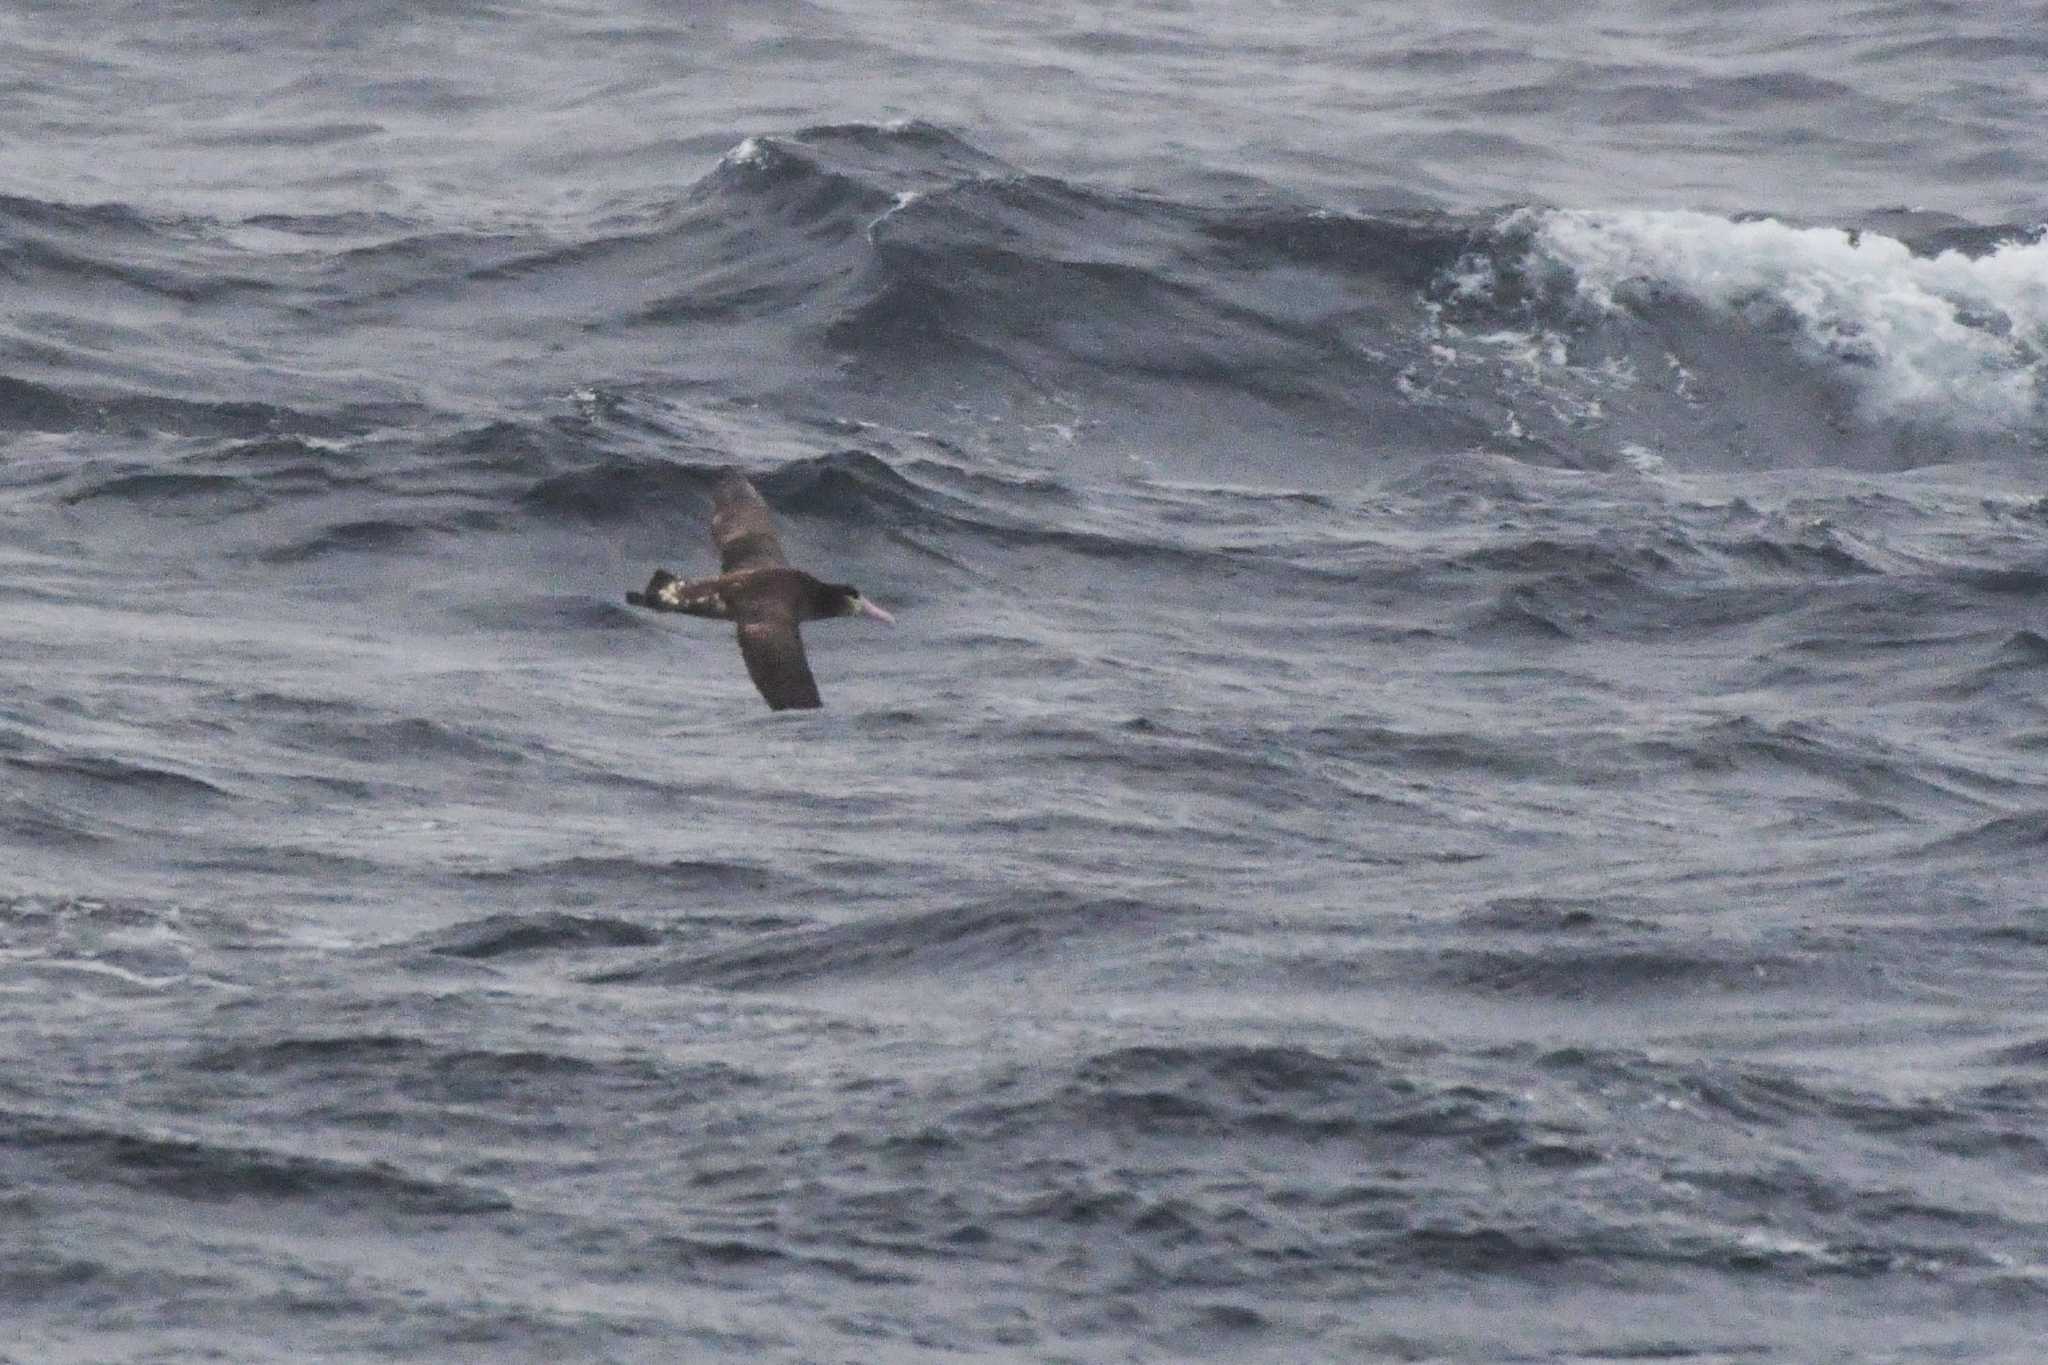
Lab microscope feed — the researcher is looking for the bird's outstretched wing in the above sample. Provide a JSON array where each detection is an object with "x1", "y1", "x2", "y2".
[
  {"x1": 735, "y1": 609, "x2": 822, "y2": 710},
  {"x1": 711, "y1": 470, "x2": 789, "y2": 573}
]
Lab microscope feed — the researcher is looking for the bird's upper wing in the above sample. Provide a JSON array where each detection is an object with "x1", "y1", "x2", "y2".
[
  {"x1": 710, "y1": 470, "x2": 790, "y2": 573},
  {"x1": 734, "y1": 608, "x2": 822, "y2": 710}
]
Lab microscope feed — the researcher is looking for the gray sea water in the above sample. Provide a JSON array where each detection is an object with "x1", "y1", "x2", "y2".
[{"x1": 6, "y1": 3, "x2": 2048, "y2": 1361}]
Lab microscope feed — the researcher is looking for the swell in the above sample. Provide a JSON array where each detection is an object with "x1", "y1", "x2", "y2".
[
  {"x1": 793, "y1": 1038, "x2": 2042, "y2": 1304},
  {"x1": 12, "y1": 125, "x2": 2048, "y2": 529},
  {"x1": 187, "y1": 1031, "x2": 762, "y2": 1101},
  {"x1": 0, "y1": 373, "x2": 364, "y2": 442},
  {"x1": 591, "y1": 890, "x2": 1175, "y2": 990},
  {"x1": 527, "y1": 439, "x2": 2048, "y2": 666},
  {"x1": 6, "y1": 1108, "x2": 509, "y2": 1215},
  {"x1": 18, "y1": 119, "x2": 2048, "y2": 584},
  {"x1": 586, "y1": 122, "x2": 2048, "y2": 470},
  {"x1": 524, "y1": 445, "x2": 1319, "y2": 592},
  {"x1": 0, "y1": 193, "x2": 273, "y2": 303},
  {"x1": 1, "y1": 742, "x2": 232, "y2": 802}
]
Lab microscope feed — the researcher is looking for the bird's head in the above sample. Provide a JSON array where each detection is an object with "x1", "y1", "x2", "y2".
[{"x1": 819, "y1": 582, "x2": 894, "y2": 624}]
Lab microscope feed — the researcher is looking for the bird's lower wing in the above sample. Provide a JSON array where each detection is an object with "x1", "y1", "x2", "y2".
[{"x1": 736, "y1": 615, "x2": 822, "y2": 710}]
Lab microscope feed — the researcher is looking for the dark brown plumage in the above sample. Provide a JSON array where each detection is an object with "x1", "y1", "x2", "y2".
[{"x1": 625, "y1": 470, "x2": 893, "y2": 710}]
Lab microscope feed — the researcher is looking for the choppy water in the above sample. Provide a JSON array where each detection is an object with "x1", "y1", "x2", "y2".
[{"x1": 6, "y1": 3, "x2": 2048, "y2": 1361}]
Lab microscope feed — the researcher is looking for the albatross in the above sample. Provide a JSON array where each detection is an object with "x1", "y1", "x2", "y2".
[{"x1": 625, "y1": 469, "x2": 893, "y2": 710}]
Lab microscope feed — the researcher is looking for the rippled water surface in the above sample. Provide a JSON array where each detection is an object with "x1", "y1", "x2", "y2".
[{"x1": 5, "y1": 3, "x2": 2048, "y2": 1361}]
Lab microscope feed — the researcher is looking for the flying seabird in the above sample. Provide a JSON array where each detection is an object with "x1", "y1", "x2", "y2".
[{"x1": 625, "y1": 469, "x2": 893, "y2": 710}]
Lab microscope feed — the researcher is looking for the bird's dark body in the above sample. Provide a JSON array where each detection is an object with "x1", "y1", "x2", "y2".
[{"x1": 624, "y1": 471, "x2": 891, "y2": 710}]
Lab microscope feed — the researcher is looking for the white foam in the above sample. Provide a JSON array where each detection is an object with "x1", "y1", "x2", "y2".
[
  {"x1": 1618, "y1": 443, "x2": 1667, "y2": 475},
  {"x1": 865, "y1": 189, "x2": 924, "y2": 243},
  {"x1": 1519, "y1": 208, "x2": 2048, "y2": 430},
  {"x1": 720, "y1": 137, "x2": 771, "y2": 170},
  {"x1": 1475, "y1": 328, "x2": 1569, "y2": 372}
]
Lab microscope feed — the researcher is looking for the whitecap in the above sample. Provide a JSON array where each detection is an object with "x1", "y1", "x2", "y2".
[{"x1": 1523, "y1": 208, "x2": 2048, "y2": 431}]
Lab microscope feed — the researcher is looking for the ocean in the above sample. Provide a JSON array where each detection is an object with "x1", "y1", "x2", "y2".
[{"x1": 5, "y1": 2, "x2": 2048, "y2": 1360}]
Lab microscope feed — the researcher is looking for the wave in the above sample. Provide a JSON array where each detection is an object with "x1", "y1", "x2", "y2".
[
  {"x1": 184, "y1": 1030, "x2": 765, "y2": 1119},
  {"x1": 456, "y1": 855, "x2": 782, "y2": 893},
  {"x1": 0, "y1": 372, "x2": 357, "y2": 443},
  {"x1": 15, "y1": 121, "x2": 2048, "y2": 557},
  {"x1": 1415, "y1": 211, "x2": 2044, "y2": 472},
  {"x1": 520, "y1": 452, "x2": 726, "y2": 523},
  {"x1": 846, "y1": 1036, "x2": 2042, "y2": 1295},
  {"x1": 8, "y1": 1109, "x2": 509, "y2": 1215},
  {"x1": 417, "y1": 912, "x2": 662, "y2": 959},
  {"x1": 1914, "y1": 809, "x2": 2048, "y2": 859},
  {"x1": 1489, "y1": 207, "x2": 2047, "y2": 430},
  {"x1": 615, "y1": 123, "x2": 2048, "y2": 471},
  {"x1": 274, "y1": 714, "x2": 528, "y2": 766},
  {"x1": 253, "y1": 516, "x2": 461, "y2": 563},
  {"x1": 2, "y1": 751, "x2": 231, "y2": 801},
  {"x1": 0, "y1": 193, "x2": 275, "y2": 303},
  {"x1": 1428, "y1": 944, "x2": 1801, "y2": 1001},
  {"x1": 522, "y1": 445, "x2": 1381, "y2": 609},
  {"x1": 591, "y1": 890, "x2": 1174, "y2": 989}
]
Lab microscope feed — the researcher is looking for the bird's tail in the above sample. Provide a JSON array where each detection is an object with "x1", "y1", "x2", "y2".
[{"x1": 625, "y1": 569, "x2": 680, "y2": 609}]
